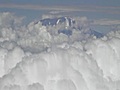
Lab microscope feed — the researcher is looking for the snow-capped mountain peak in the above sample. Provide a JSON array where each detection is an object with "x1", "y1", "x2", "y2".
[
  {"x1": 35, "y1": 16, "x2": 104, "y2": 38},
  {"x1": 40, "y1": 16, "x2": 75, "y2": 27}
]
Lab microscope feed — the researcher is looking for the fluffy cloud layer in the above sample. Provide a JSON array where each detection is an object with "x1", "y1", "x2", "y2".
[
  {"x1": 0, "y1": 12, "x2": 120, "y2": 90},
  {"x1": 0, "y1": 12, "x2": 24, "y2": 28}
]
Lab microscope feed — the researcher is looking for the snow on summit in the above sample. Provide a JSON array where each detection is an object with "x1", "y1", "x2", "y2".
[{"x1": 0, "y1": 12, "x2": 120, "y2": 90}]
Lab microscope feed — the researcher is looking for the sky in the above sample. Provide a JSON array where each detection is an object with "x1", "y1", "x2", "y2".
[
  {"x1": 0, "y1": 0, "x2": 120, "y2": 33},
  {"x1": 0, "y1": 0, "x2": 120, "y2": 6}
]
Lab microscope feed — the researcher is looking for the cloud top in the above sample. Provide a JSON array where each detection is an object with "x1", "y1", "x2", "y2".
[{"x1": 0, "y1": 12, "x2": 120, "y2": 90}]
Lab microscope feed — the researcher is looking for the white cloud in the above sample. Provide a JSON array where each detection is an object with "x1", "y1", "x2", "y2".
[
  {"x1": 0, "y1": 12, "x2": 24, "y2": 28},
  {"x1": 0, "y1": 12, "x2": 120, "y2": 90}
]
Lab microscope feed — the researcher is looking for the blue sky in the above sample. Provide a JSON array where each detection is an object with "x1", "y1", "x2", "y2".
[{"x1": 0, "y1": 0, "x2": 120, "y2": 33}]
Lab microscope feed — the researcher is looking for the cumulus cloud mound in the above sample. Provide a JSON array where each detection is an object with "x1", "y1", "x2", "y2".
[{"x1": 0, "y1": 12, "x2": 120, "y2": 90}]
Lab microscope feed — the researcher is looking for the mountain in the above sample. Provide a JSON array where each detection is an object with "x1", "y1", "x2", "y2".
[
  {"x1": 90, "y1": 30, "x2": 104, "y2": 38},
  {"x1": 40, "y1": 17, "x2": 75, "y2": 27},
  {"x1": 38, "y1": 16, "x2": 104, "y2": 38}
]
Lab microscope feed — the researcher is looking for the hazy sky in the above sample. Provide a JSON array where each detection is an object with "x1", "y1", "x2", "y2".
[{"x1": 0, "y1": 0, "x2": 120, "y2": 6}]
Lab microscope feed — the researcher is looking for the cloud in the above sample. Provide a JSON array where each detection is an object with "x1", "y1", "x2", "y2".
[
  {"x1": 0, "y1": 4, "x2": 120, "y2": 14},
  {"x1": 0, "y1": 12, "x2": 120, "y2": 90},
  {"x1": 0, "y1": 12, "x2": 24, "y2": 28}
]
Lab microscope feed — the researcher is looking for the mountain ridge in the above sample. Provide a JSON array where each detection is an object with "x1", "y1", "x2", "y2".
[{"x1": 35, "y1": 16, "x2": 104, "y2": 38}]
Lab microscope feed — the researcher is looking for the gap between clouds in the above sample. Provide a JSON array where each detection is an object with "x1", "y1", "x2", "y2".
[{"x1": 91, "y1": 19, "x2": 120, "y2": 26}]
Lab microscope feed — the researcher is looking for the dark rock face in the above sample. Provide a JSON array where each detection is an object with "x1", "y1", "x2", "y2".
[{"x1": 58, "y1": 29, "x2": 72, "y2": 36}]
